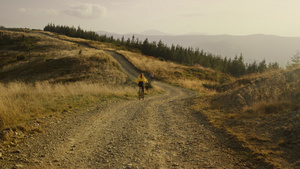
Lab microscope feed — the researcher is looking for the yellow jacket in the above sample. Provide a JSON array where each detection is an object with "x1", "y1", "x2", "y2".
[{"x1": 136, "y1": 76, "x2": 148, "y2": 84}]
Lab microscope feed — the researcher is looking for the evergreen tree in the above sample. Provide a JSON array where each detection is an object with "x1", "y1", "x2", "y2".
[
  {"x1": 258, "y1": 59, "x2": 267, "y2": 73},
  {"x1": 43, "y1": 23, "x2": 280, "y2": 77},
  {"x1": 268, "y1": 62, "x2": 280, "y2": 70},
  {"x1": 291, "y1": 51, "x2": 300, "y2": 67}
]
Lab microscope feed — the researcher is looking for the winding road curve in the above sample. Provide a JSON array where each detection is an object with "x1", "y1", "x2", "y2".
[{"x1": 0, "y1": 33, "x2": 247, "y2": 168}]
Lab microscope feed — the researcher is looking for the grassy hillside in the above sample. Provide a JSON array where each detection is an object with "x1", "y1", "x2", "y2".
[
  {"x1": 2, "y1": 28, "x2": 298, "y2": 168},
  {"x1": 0, "y1": 28, "x2": 230, "y2": 130},
  {"x1": 0, "y1": 29, "x2": 136, "y2": 130},
  {"x1": 0, "y1": 29, "x2": 125, "y2": 83},
  {"x1": 193, "y1": 67, "x2": 300, "y2": 168},
  {"x1": 41, "y1": 30, "x2": 233, "y2": 92},
  {"x1": 117, "y1": 50, "x2": 232, "y2": 94}
]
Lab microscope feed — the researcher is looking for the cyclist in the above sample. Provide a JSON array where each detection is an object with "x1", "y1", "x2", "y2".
[{"x1": 136, "y1": 73, "x2": 148, "y2": 95}]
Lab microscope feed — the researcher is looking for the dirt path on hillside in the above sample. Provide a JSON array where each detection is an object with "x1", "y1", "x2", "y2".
[{"x1": 1, "y1": 36, "x2": 255, "y2": 168}]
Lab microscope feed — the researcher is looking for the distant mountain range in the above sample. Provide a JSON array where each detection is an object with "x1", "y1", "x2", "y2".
[{"x1": 97, "y1": 31, "x2": 300, "y2": 67}]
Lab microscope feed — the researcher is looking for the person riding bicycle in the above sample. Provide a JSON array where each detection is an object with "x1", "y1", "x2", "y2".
[{"x1": 136, "y1": 73, "x2": 148, "y2": 93}]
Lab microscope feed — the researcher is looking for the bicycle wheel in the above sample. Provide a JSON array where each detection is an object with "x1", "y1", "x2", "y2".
[{"x1": 138, "y1": 88, "x2": 142, "y2": 100}]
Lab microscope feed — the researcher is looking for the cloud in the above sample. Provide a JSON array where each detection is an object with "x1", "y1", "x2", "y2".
[
  {"x1": 18, "y1": 7, "x2": 59, "y2": 16},
  {"x1": 18, "y1": 8, "x2": 27, "y2": 13},
  {"x1": 44, "y1": 9, "x2": 59, "y2": 16},
  {"x1": 179, "y1": 13, "x2": 204, "y2": 18},
  {"x1": 64, "y1": 4, "x2": 107, "y2": 19}
]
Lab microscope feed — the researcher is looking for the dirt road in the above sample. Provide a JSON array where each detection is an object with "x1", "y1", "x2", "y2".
[{"x1": 1, "y1": 49, "x2": 250, "y2": 168}]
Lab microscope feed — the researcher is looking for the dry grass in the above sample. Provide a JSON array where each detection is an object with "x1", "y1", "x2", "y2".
[
  {"x1": 213, "y1": 66, "x2": 300, "y2": 113},
  {"x1": 38, "y1": 30, "x2": 117, "y2": 51},
  {"x1": 0, "y1": 29, "x2": 165, "y2": 132},
  {"x1": 117, "y1": 50, "x2": 224, "y2": 94},
  {"x1": 0, "y1": 29, "x2": 116, "y2": 62},
  {"x1": 0, "y1": 29, "x2": 138, "y2": 130},
  {"x1": 0, "y1": 49, "x2": 125, "y2": 84},
  {"x1": 0, "y1": 30, "x2": 126, "y2": 84},
  {"x1": 240, "y1": 68, "x2": 284, "y2": 80},
  {"x1": 1, "y1": 30, "x2": 77, "y2": 70},
  {"x1": 193, "y1": 67, "x2": 300, "y2": 168},
  {"x1": 0, "y1": 81, "x2": 136, "y2": 130},
  {"x1": 117, "y1": 50, "x2": 185, "y2": 76},
  {"x1": 169, "y1": 79, "x2": 217, "y2": 94},
  {"x1": 242, "y1": 100, "x2": 291, "y2": 117}
]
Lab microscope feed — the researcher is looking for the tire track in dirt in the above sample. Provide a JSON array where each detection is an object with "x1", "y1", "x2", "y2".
[
  {"x1": 0, "y1": 35, "x2": 248, "y2": 168},
  {"x1": 32, "y1": 51, "x2": 242, "y2": 168}
]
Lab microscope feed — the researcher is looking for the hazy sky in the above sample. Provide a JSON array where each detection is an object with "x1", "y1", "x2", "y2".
[{"x1": 1, "y1": 0, "x2": 300, "y2": 36}]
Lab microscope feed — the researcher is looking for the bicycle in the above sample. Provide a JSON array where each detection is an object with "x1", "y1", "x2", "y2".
[{"x1": 138, "y1": 86, "x2": 144, "y2": 100}]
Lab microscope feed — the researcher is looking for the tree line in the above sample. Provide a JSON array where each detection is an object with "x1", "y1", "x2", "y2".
[{"x1": 44, "y1": 23, "x2": 280, "y2": 77}]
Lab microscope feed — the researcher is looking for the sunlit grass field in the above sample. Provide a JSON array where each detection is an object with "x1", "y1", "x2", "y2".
[
  {"x1": 0, "y1": 29, "x2": 138, "y2": 130},
  {"x1": 0, "y1": 81, "x2": 136, "y2": 129}
]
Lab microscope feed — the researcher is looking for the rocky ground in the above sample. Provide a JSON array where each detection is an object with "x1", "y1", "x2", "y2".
[
  {"x1": 0, "y1": 41, "x2": 273, "y2": 169},
  {"x1": 0, "y1": 82, "x2": 251, "y2": 169}
]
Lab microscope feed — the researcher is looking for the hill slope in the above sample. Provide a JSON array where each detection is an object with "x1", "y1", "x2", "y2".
[
  {"x1": 0, "y1": 29, "x2": 261, "y2": 169},
  {"x1": 0, "y1": 29, "x2": 126, "y2": 84},
  {"x1": 194, "y1": 67, "x2": 300, "y2": 168},
  {"x1": 1, "y1": 28, "x2": 298, "y2": 168},
  {"x1": 0, "y1": 29, "x2": 137, "y2": 130}
]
